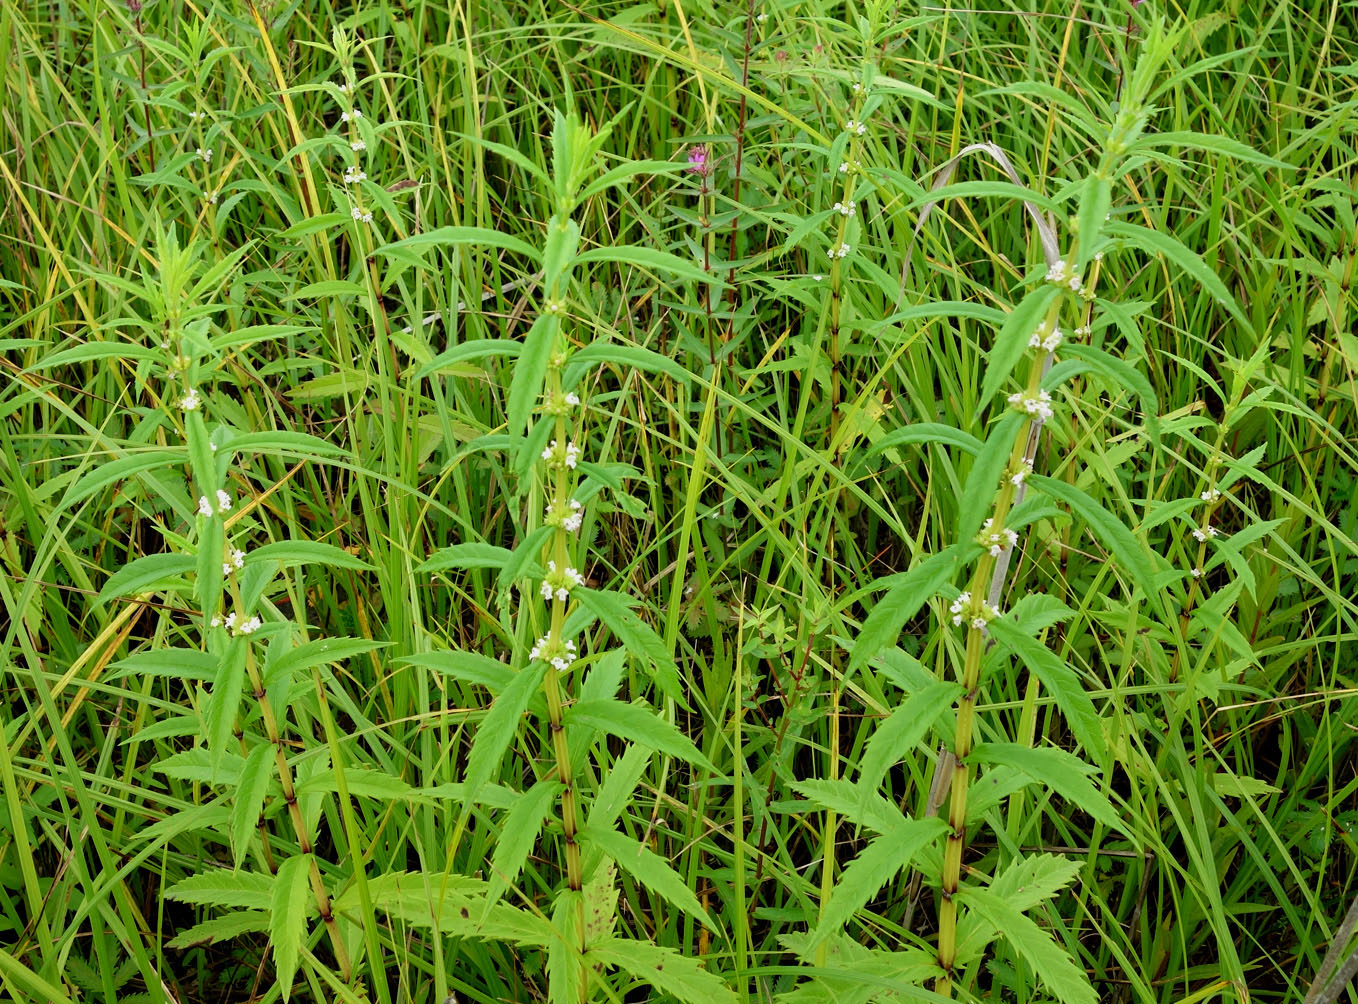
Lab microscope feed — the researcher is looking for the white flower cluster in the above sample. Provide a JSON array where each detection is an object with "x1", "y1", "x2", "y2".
[
  {"x1": 1072, "y1": 325, "x2": 1090, "y2": 339},
  {"x1": 844, "y1": 118, "x2": 868, "y2": 136},
  {"x1": 196, "y1": 147, "x2": 212, "y2": 163},
  {"x1": 340, "y1": 109, "x2": 363, "y2": 123},
  {"x1": 1200, "y1": 488, "x2": 1221, "y2": 502},
  {"x1": 1009, "y1": 460, "x2": 1034, "y2": 487},
  {"x1": 1045, "y1": 259, "x2": 1082, "y2": 292},
  {"x1": 350, "y1": 139, "x2": 367, "y2": 152},
  {"x1": 222, "y1": 548, "x2": 245, "y2": 576},
  {"x1": 833, "y1": 200, "x2": 856, "y2": 217},
  {"x1": 1191, "y1": 526, "x2": 1220, "y2": 542},
  {"x1": 179, "y1": 388, "x2": 201, "y2": 411},
  {"x1": 343, "y1": 165, "x2": 367, "y2": 184},
  {"x1": 1007, "y1": 389, "x2": 1054, "y2": 422},
  {"x1": 350, "y1": 206, "x2": 374, "y2": 224},
  {"x1": 949, "y1": 591, "x2": 1001, "y2": 629},
  {"x1": 529, "y1": 634, "x2": 578, "y2": 672},
  {"x1": 545, "y1": 498, "x2": 584, "y2": 533},
  {"x1": 197, "y1": 490, "x2": 233, "y2": 517},
  {"x1": 539, "y1": 560, "x2": 585, "y2": 602},
  {"x1": 210, "y1": 611, "x2": 263, "y2": 636},
  {"x1": 829, "y1": 242, "x2": 851, "y2": 260},
  {"x1": 207, "y1": 190, "x2": 218, "y2": 205},
  {"x1": 541, "y1": 439, "x2": 581, "y2": 469},
  {"x1": 188, "y1": 111, "x2": 206, "y2": 122},
  {"x1": 979, "y1": 518, "x2": 1019, "y2": 558},
  {"x1": 1028, "y1": 322, "x2": 1063, "y2": 353},
  {"x1": 543, "y1": 388, "x2": 582, "y2": 416},
  {"x1": 838, "y1": 160, "x2": 860, "y2": 175}
]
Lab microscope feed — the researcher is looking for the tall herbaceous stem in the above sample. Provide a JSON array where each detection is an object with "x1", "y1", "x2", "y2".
[{"x1": 935, "y1": 267, "x2": 1086, "y2": 994}]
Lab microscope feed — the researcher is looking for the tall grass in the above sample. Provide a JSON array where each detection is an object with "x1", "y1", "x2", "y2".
[{"x1": 1, "y1": 0, "x2": 1356, "y2": 1002}]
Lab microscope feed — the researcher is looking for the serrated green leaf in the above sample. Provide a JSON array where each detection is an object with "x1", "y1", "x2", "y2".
[
  {"x1": 958, "y1": 885, "x2": 1097, "y2": 1004},
  {"x1": 372, "y1": 226, "x2": 540, "y2": 263},
  {"x1": 264, "y1": 638, "x2": 388, "y2": 690},
  {"x1": 856, "y1": 680, "x2": 960, "y2": 793},
  {"x1": 398, "y1": 650, "x2": 514, "y2": 694},
  {"x1": 788, "y1": 778, "x2": 904, "y2": 833},
  {"x1": 980, "y1": 285, "x2": 1061, "y2": 406},
  {"x1": 249, "y1": 540, "x2": 372, "y2": 570},
  {"x1": 970, "y1": 743, "x2": 1128, "y2": 837},
  {"x1": 548, "y1": 888, "x2": 586, "y2": 1004},
  {"x1": 866, "y1": 423, "x2": 984, "y2": 459},
  {"x1": 805, "y1": 818, "x2": 947, "y2": 950},
  {"x1": 164, "y1": 868, "x2": 273, "y2": 909},
  {"x1": 231, "y1": 743, "x2": 274, "y2": 868},
  {"x1": 414, "y1": 339, "x2": 521, "y2": 379},
  {"x1": 487, "y1": 778, "x2": 560, "y2": 908},
  {"x1": 166, "y1": 911, "x2": 269, "y2": 949},
  {"x1": 418, "y1": 542, "x2": 514, "y2": 572},
  {"x1": 96, "y1": 553, "x2": 195, "y2": 605},
  {"x1": 506, "y1": 313, "x2": 561, "y2": 444},
  {"x1": 29, "y1": 342, "x2": 162, "y2": 369},
  {"x1": 585, "y1": 743, "x2": 650, "y2": 834},
  {"x1": 108, "y1": 648, "x2": 220, "y2": 681},
  {"x1": 584, "y1": 827, "x2": 713, "y2": 930},
  {"x1": 563, "y1": 342, "x2": 691, "y2": 386},
  {"x1": 848, "y1": 545, "x2": 967, "y2": 674},
  {"x1": 589, "y1": 936, "x2": 739, "y2": 1004},
  {"x1": 573, "y1": 588, "x2": 683, "y2": 705},
  {"x1": 567, "y1": 699, "x2": 712, "y2": 771},
  {"x1": 575, "y1": 245, "x2": 723, "y2": 288},
  {"x1": 464, "y1": 662, "x2": 546, "y2": 800},
  {"x1": 270, "y1": 854, "x2": 313, "y2": 1001},
  {"x1": 205, "y1": 641, "x2": 246, "y2": 782},
  {"x1": 1027, "y1": 475, "x2": 1161, "y2": 615},
  {"x1": 986, "y1": 617, "x2": 1106, "y2": 766},
  {"x1": 959, "y1": 412, "x2": 1023, "y2": 544},
  {"x1": 1107, "y1": 221, "x2": 1251, "y2": 331},
  {"x1": 1075, "y1": 173, "x2": 1111, "y2": 271}
]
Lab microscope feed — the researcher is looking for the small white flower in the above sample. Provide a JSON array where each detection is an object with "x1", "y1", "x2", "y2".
[
  {"x1": 235, "y1": 615, "x2": 262, "y2": 636},
  {"x1": 564, "y1": 391, "x2": 581, "y2": 407},
  {"x1": 210, "y1": 443, "x2": 218, "y2": 452},
  {"x1": 207, "y1": 190, "x2": 218, "y2": 205},
  {"x1": 1007, "y1": 389, "x2": 1054, "y2": 422},
  {"x1": 541, "y1": 439, "x2": 581, "y2": 469},
  {"x1": 971, "y1": 616, "x2": 987, "y2": 630},
  {"x1": 813, "y1": 274, "x2": 825, "y2": 281},
  {"x1": 210, "y1": 615, "x2": 223, "y2": 628},
  {"x1": 844, "y1": 118, "x2": 867, "y2": 135},
  {"x1": 188, "y1": 111, "x2": 205, "y2": 121},
  {"x1": 838, "y1": 162, "x2": 849, "y2": 173},
  {"x1": 197, "y1": 495, "x2": 214, "y2": 517},
  {"x1": 1010, "y1": 460, "x2": 1034, "y2": 486},
  {"x1": 949, "y1": 590, "x2": 972, "y2": 626},
  {"x1": 1190, "y1": 567, "x2": 1203, "y2": 578},
  {"x1": 1200, "y1": 488, "x2": 1221, "y2": 503},
  {"x1": 833, "y1": 200, "x2": 857, "y2": 217},
  {"x1": 179, "y1": 388, "x2": 201, "y2": 411},
  {"x1": 343, "y1": 165, "x2": 367, "y2": 184},
  {"x1": 851, "y1": 82, "x2": 862, "y2": 93},
  {"x1": 1046, "y1": 259, "x2": 1080, "y2": 288},
  {"x1": 756, "y1": 11, "x2": 768, "y2": 22},
  {"x1": 196, "y1": 147, "x2": 212, "y2": 163},
  {"x1": 1207, "y1": 526, "x2": 1220, "y2": 538},
  {"x1": 829, "y1": 242, "x2": 851, "y2": 260},
  {"x1": 215, "y1": 489, "x2": 233, "y2": 513},
  {"x1": 230, "y1": 548, "x2": 245, "y2": 570},
  {"x1": 350, "y1": 139, "x2": 367, "y2": 151},
  {"x1": 337, "y1": 82, "x2": 349, "y2": 93},
  {"x1": 540, "y1": 580, "x2": 555, "y2": 600},
  {"x1": 224, "y1": 612, "x2": 238, "y2": 631}
]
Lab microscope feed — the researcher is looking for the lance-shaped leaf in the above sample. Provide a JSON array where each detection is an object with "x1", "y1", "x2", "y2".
[
  {"x1": 584, "y1": 826, "x2": 713, "y2": 930},
  {"x1": 270, "y1": 854, "x2": 314, "y2": 1002},
  {"x1": 589, "y1": 937, "x2": 739, "y2": 1004},
  {"x1": 463, "y1": 662, "x2": 546, "y2": 801},
  {"x1": 573, "y1": 588, "x2": 682, "y2": 704},
  {"x1": 848, "y1": 545, "x2": 968, "y2": 675},
  {"x1": 958, "y1": 885, "x2": 1097, "y2": 1004},
  {"x1": 970, "y1": 743, "x2": 1129, "y2": 838}
]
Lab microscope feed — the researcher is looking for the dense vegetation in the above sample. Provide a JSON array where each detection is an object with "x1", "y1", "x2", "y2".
[{"x1": 2, "y1": 0, "x2": 1356, "y2": 1002}]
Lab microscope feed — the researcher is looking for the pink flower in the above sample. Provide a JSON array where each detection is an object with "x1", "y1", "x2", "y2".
[{"x1": 686, "y1": 145, "x2": 711, "y2": 177}]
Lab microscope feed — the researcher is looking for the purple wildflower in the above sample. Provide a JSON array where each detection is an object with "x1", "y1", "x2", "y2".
[{"x1": 686, "y1": 145, "x2": 712, "y2": 178}]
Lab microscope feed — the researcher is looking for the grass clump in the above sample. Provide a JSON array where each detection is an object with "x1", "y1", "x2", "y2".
[{"x1": 1, "y1": 1, "x2": 1356, "y2": 1003}]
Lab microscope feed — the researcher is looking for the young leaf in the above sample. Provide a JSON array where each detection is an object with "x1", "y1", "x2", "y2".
[
  {"x1": 166, "y1": 911, "x2": 269, "y2": 949},
  {"x1": 1074, "y1": 173, "x2": 1111, "y2": 271},
  {"x1": 848, "y1": 545, "x2": 967, "y2": 674},
  {"x1": 588, "y1": 937, "x2": 739, "y2": 1004},
  {"x1": 270, "y1": 853, "x2": 313, "y2": 1002},
  {"x1": 583, "y1": 826, "x2": 714, "y2": 930},
  {"x1": 417, "y1": 542, "x2": 514, "y2": 573},
  {"x1": 805, "y1": 818, "x2": 948, "y2": 950},
  {"x1": 958, "y1": 886, "x2": 1097, "y2": 1004}
]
